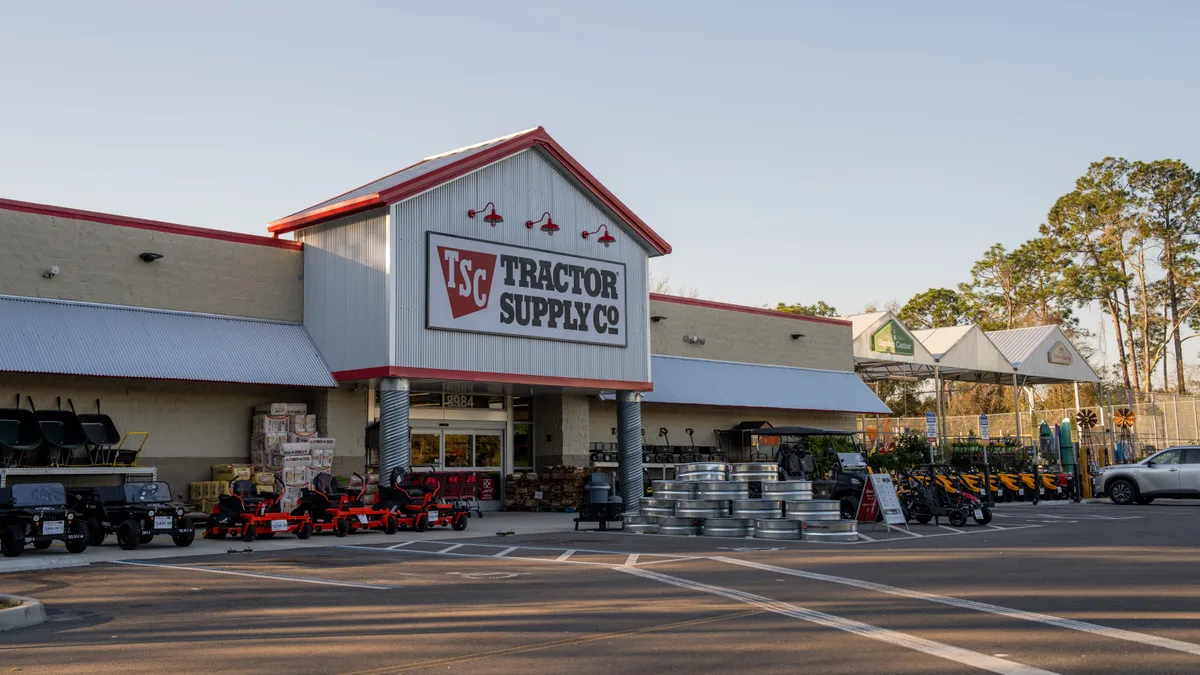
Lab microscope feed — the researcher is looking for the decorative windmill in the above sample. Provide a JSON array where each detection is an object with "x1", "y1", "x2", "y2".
[
  {"x1": 1076, "y1": 409, "x2": 1099, "y2": 429},
  {"x1": 1113, "y1": 408, "x2": 1137, "y2": 429}
]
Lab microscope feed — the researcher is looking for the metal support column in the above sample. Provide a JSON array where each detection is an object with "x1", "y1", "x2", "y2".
[
  {"x1": 933, "y1": 366, "x2": 942, "y2": 463},
  {"x1": 1013, "y1": 373, "x2": 1022, "y2": 448},
  {"x1": 378, "y1": 377, "x2": 411, "y2": 478},
  {"x1": 616, "y1": 391, "x2": 644, "y2": 513},
  {"x1": 1073, "y1": 382, "x2": 1081, "y2": 412},
  {"x1": 1172, "y1": 396, "x2": 1180, "y2": 445}
]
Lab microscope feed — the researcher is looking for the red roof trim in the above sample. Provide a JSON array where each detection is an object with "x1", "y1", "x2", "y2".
[
  {"x1": 267, "y1": 127, "x2": 672, "y2": 255},
  {"x1": 332, "y1": 366, "x2": 654, "y2": 391},
  {"x1": 649, "y1": 294, "x2": 852, "y2": 326},
  {"x1": 0, "y1": 197, "x2": 303, "y2": 251},
  {"x1": 267, "y1": 193, "x2": 384, "y2": 234}
]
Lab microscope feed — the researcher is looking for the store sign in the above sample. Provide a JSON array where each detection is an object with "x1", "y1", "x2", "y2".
[
  {"x1": 426, "y1": 233, "x2": 627, "y2": 347},
  {"x1": 871, "y1": 320, "x2": 915, "y2": 356},
  {"x1": 1048, "y1": 341, "x2": 1072, "y2": 365}
]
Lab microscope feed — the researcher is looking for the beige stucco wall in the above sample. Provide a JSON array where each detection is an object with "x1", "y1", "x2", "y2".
[
  {"x1": 532, "y1": 393, "x2": 590, "y2": 467},
  {"x1": 589, "y1": 399, "x2": 856, "y2": 448},
  {"x1": 648, "y1": 297, "x2": 854, "y2": 371},
  {"x1": 0, "y1": 207, "x2": 303, "y2": 321}
]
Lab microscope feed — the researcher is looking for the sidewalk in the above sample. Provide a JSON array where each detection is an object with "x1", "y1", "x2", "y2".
[{"x1": 0, "y1": 512, "x2": 576, "y2": 570}]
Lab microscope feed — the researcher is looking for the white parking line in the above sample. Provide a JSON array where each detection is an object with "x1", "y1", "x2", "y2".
[
  {"x1": 556, "y1": 549, "x2": 576, "y2": 562},
  {"x1": 439, "y1": 544, "x2": 464, "y2": 553},
  {"x1": 619, "y1": 566, "x2": 1057, "y2": 675},
  {"x1": 857, "y1": 533, "x2": 877, "y2": 542},
  {"x1": 624, "y1": 554, "x2": 639, "y2": 566},
  {"x1": 937, "y1": 525, "x2": 966, "y2": 534},
  {"x1": 493, "y1": 546, "x2": 519, "y2": 558},
  {"x1": 713, "y1": 557, "x2": 1200, "y2": 658},
  {"x1": 386, "y1": 540, "x2": 418, "y2": 550},
  {"x1": 112, "y1": 560, "x2": 395, "y2": 590}
]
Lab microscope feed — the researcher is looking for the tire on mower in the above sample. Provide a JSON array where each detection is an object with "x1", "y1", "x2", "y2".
[
  {"x1": 242, "y1": 526, "x2": 257, "y2": 543},
  {"x1": 415, "y1": 514, "x2": 428, "y2": 533},
  {"x1": 383, "y1": 516, "x2": 398, "y2": 535},
  {"x1": 117, "y1": 520, "x2": 143, "y2": 550},
  {"x1": 335, "y1": 518, "x2": 351, "y2": 538},
  {"x1": 948, "y1": 509, "x2": 968, "y2": 527},
  {"x1": 452, "y1": 513, "x2": 468, "y2": 531},
  {"x1": 173, "y1": 517, "x2": 196, "y2": 547},
  {"x1": 65, "y1": 521, "x2": 89, "y2": 554},
  {"x1": 296, "y1": 521, "x2": 313, "y2": 540},
  {"x1": 972, "y1": 506, "x2": 992, "y2": 526}
]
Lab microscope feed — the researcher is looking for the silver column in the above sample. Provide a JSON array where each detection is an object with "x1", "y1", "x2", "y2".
[
  {"x1": 616, "y1": 390, "x2": 643, "y2": 513},
  {"x1": 378, "y1": 377, "x2": 410, "y2": 478}
]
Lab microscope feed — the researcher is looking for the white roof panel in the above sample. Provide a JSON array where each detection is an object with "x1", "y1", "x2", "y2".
[{"x1": 987, "y1": 326, "x2": 1099, "y2": 383}]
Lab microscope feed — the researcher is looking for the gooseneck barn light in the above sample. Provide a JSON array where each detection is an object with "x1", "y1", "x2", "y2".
[
  {"x1": 525, "y1": 212, "x2": 559, "y2": 235},
  {"x1": 467, "y1": 202, "x2": 504, "y2": 226},
  {"x1": 581, "y1": 223, "x2": 617, "y2": 247}
]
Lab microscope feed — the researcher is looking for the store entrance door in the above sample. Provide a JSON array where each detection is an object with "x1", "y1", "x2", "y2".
[{"x1": 410, "y1": 428, "x2": 504, "y2": 473}]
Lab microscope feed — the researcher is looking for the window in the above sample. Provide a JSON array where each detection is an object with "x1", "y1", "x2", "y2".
[
  {"x1": 1149, "y1": 449, "x2": 1181, "y2": 466},
  {"x1": 1183, "y1": 448, "x2": 1200, "y2": 464}
]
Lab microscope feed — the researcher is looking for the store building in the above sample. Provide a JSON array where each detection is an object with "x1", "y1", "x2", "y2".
[{"x1": 0, "y1": 127, "x2": 889, "y2": 506}]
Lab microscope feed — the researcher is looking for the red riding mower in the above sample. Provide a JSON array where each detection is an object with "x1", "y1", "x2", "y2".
[
  {"x1": 376, "y1": 468, "x2": 468, "y2": 532},
  {"x1": 205, "y1": 480, "x2": 312, "y2": 542},
  {"x1": 292, "y1": 473, "x2": 399, "y2": 536}
]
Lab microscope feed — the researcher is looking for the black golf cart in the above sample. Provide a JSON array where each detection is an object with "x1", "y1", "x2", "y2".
[
  {"x1": 0, "y1": 482, "x2": 89, "y2": 557},
  {"x1": 752, "y1": 426, "x2": 871, "y2": 518},
  {"x1": 68, "y1": 481, "x2": 195, "y2": 550}
]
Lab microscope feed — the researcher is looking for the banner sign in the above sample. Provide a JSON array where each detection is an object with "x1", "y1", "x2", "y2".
[
  {"x1": 925, "y1": 411, "x2": 937, "y2": 440},
  {"x1": 980, "y1": 413, "x2": 989, "y2": 441},
  {"x1": 426, "y1": 233, "x2": 627, "y2": 347},
  {"x1": 1048, "y1": 341, "x2": 1073, "y2": 365},
  {"x1": 855, "y1": 473, "x2": 906, "y2": 526},
  {"x1": 870, "y1": 320, "x2": 915, "y2": 356}
]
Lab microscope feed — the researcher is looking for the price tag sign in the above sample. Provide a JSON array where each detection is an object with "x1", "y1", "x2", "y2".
[
  {"x1": 925, "y1": 411, "x2": 937, "y2": 440},
  {"x1": 270, "y1": 519, "x2": 288, "y2": 532},
  {"x1": 856, "y1": 474, "x2": 907, "y2": 527},
  {"x1": 980, "y1": 414, "x2": 989, "y2": 441},
  {"x1": 428, "y1": 510, "x2": 439, "y2": 522}
]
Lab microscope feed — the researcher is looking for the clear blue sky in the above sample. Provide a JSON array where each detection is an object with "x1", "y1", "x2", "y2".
[{"x1": 3, "y1": 1, "x2": 1198, "y2": 362}]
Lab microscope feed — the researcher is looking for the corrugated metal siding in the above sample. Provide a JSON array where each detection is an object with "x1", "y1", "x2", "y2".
[
  {"x1": 296, "y1": 209, "x2": 389, "y2": 372},
  {"x1": 0, "y1": 295, "x2": 335, "y2": 387},
  {"x1": 287, "y1": 130, "x2": 535, "y2": 218},
  {"x1": 391, "y1": 148, "x2": 652, "y2": 384},
  {"x1": 619, "y1": 355, "x2": 890, "y2": 414},
  {"x1": 987, "y1": 326, "x2": 1100, "y2": 383}
]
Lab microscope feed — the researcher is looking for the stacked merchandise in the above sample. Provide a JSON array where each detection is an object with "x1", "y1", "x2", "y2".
[
  {"x1": 503, "y1": 466, "x2": 587, "y2": 511},
  {"x1": 628, "y1": 462, "x2": 856, "y2": 542},
  {"x1": 249, "y1": 403, "x2": 335, "y2": 513}
]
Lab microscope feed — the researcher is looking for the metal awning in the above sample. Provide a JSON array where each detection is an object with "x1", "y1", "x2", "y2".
[
  {"x1": 0, "y1": 295, "x2": 336, "y2": 387},
  {"x1": 841, "y1": 311, "x2": 939, "y2": 382},
  {"x1": 912, "y1": 325, "x2": 1015, "y2": 383},
  {"x1": 633, "y1": 355, "x2": 891, "y2": 414}
]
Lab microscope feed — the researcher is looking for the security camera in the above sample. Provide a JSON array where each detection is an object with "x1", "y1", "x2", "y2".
[{"x1": 42, "y1": 266, "x2": 60, "y2": 279}]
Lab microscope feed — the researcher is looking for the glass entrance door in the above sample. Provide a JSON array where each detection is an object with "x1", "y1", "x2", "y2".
[{"x1": 411, "y1": 428, "x2": 504, "y2": 471}]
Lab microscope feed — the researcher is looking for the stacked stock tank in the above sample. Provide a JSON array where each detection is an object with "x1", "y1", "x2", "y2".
[{"x1": 633, "y1": 462, "x2": 857, "y2": 543}]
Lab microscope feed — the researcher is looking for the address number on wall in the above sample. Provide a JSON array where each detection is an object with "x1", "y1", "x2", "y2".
[{"x1": 444, "y1": 395, "x2": 475, "y2": 408}]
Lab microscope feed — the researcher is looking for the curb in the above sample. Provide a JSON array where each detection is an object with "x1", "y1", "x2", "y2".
[
  {"x1": 0, "y1": 595, "x2": 47, "y2": 632},
  {"x1": 0, "y1": 554, "x2": 90, "y2": 575}
]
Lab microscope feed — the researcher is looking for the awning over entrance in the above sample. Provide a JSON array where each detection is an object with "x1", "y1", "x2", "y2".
[
  {"x1": 842, "y1": 311, "x2": 938, "y2": 382},
  {"x1": 912, "y1": 325, "x2": 1015, "y2": 383},
  {"x1": 0, "y1": 295, "x2": 336, "y2": 387},
  {"x1": 986, "y1": 325, "x2": 1100, "y2": 384},
  {"x1": 638, "y1": 355, "x2": 891, "y2": 414}
]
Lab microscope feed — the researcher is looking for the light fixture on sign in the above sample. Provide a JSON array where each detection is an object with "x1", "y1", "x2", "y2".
[
  {"x1": 581, "y1": 223, "x2": 617, "y2": 247},
  {"x1": 525, "y1": 212, "x2": 559, "y2": 236},
  {"x1": 467, "y1": 202, "x2": 504, "y2": 226}
]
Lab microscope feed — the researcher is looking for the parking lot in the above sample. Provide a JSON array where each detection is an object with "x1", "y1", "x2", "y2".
[{"x1": 3, "y1": 501, "x2": 1199, "y2": 675}]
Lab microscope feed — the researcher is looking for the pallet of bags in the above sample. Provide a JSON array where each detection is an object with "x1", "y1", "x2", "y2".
[
  {"x1": 189, "y1": 480, "x2": 229, "y2": 507},
  {"x1": 308, "y1": 438, "x2": 335, "y2": 472},
  {"x1": 257, "y1": 441, "x2": 310, "y2": 473},
  {"x1": 255, "y1": 402, "x2": 307, "y2": 416},
  {"x1": 289, "y1": 414, "x2": 317, "y2": 435},
  {"x1": 211, "y1": 463, "x2": 252, "y2": 482}
]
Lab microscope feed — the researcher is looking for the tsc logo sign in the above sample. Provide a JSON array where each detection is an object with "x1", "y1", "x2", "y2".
[
  {"x1": 437, "y1": 246, "x2": 497, "y2": 318},
  {"x1": 426, "y1": 233, "x2": 627, "y2": 347}
]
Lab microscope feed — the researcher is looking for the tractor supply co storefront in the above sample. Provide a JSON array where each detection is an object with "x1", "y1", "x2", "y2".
[{"x1": 0, "y1": 127, "x2": 889, "y2": 509}]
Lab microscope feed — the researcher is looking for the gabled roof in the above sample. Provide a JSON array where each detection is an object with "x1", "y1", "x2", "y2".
[
  {"x1": 0, "y1": 295, "x2": 336, "y2": 388},
  {"x1": 987, "y1": 326, "x2": 1100, "y2": 384},
  {"x1": 267, "y1": 127, "x2": 671, "y2": 255},
  {"x1": 840, "y1": 311, "x2": 938, "y2": 382},
  {"x1": 912, "y1": 325, "x2": 1015, "y2": 380}
]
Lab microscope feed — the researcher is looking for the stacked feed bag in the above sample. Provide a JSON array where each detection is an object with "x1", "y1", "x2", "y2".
[
  {"x1": 249, "y1": 403, "x2": 341, "y2": 512},
  {"x1": 307, "y1": 438, "x2": 336, "y2": 474},
  {"x1": 211, "y1": 463, "x2": 252, "y2": 482},
  {"x1": 188, "y1": 480, "x2": 229, "y2": 513},
  {"x1": 503, "y1": 467, "x2": 587, "y2": 510}
]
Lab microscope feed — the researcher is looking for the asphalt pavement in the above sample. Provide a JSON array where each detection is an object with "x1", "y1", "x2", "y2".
[{"x1": 1, "y1": 500, "x2": 1198, "y2": 674}]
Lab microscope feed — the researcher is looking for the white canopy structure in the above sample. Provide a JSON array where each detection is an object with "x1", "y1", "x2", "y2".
[
  {"x1": 986, "y1": 326, "x2": 1100, "y2": 384},
  {"x1": 842, "y1": 311, "x2": 938, "y2": 382},
  {"x1": 912, "y1": 325, "x2": 1016, "y2": 383}
]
